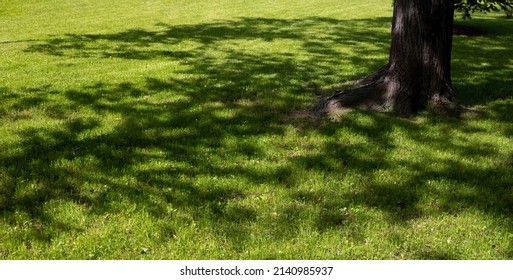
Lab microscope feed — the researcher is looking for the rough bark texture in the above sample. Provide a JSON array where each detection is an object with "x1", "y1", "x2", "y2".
[{"x1": 321, "y1": 0, "x2": 457, "y2": 116}]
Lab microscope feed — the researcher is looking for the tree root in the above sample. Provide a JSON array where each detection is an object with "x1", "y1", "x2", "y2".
[
  {"x1": 354, "y1": 64, "x2": 389, "y2": 87},
  {"x1": 315, "y1": 65, "x2": 460, "y2": 117},
  {"x1": 316, "y1": 82, "x2": 386, "y2": 115}
]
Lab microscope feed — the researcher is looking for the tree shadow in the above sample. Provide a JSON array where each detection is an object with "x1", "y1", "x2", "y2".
[
  {"x1": 3, "y1": 16, "x2": 394, "y2": 258},
  {"x1": 1, "y1": 15, "x2": 512, "y2": 259},
  {"x1": 299, "y1": 108, "x2": 512, "y2": 256},
  {"x1": 452, "y1": 17, "x2": 513, "y2": 105}
]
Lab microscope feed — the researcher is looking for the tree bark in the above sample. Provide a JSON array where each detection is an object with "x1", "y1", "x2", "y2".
[{"x1": 321, "y1": 0, "x2": 457, "y2": 116}]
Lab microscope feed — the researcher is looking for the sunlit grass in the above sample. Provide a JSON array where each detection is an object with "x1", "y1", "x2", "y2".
[{"x1": 0, "y1": 0, "x2": 512, "y2": 259}]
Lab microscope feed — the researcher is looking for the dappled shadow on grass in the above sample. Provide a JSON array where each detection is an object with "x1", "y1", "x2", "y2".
[
  {"x1": 25, "y1": 17, "x2": 391, "y2": 84},
  {"x1": 1, "y1": 16, "x2": 512, "y2": 259},
  {"x1": 287, "y1": 108, "x2": 513, "y2": 258},
  {"x1": 4, "y1": 16, "x2": 392, "y2": 248},
  {"x1": 452, "y1": 18, "x2": 513, "y2": 106},
  {"x1": 306, "y1": 111, "x2": 512, "y2": 215},
  {"x1": 0, "y1": 81, "x2": 274, "y2": 254}
]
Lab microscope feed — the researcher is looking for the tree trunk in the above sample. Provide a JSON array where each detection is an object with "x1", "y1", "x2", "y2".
[{"x1": 321, "y1": 0, "x2": 457, "y2": 116}]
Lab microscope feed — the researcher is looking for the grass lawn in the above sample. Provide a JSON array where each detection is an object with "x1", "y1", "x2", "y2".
[{"x1": 1, "y1": 0, "x2": 512, "y2": 259}]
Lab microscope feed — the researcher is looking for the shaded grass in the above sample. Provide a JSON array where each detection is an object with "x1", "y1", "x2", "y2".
[
  {"x1": 452, "y1": 16, "x2": 513, "y2": 106},
  {"x1": 1, "y1": 0, "x2": 512, "y2": 259}
]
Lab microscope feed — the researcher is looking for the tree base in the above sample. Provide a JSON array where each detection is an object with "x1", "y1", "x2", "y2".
[{"x1": 317, "y1": 65, "x2": 459, "y2": 117}]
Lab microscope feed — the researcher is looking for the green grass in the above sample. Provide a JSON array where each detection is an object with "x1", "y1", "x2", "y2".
[{"x1": 1, "y1": 0, "x2": 512, "y2": 259}]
